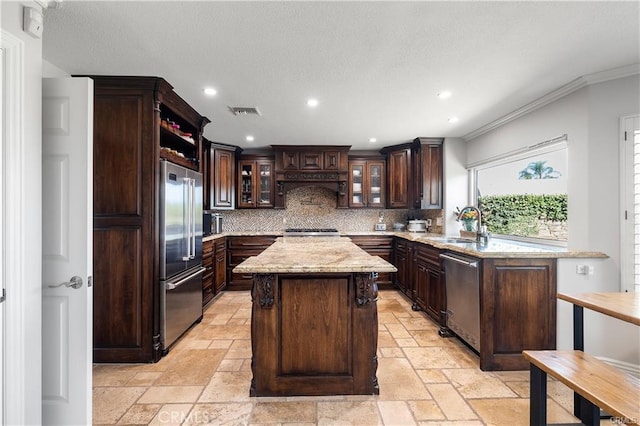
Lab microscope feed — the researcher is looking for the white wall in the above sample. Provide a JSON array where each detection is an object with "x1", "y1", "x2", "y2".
[
  {"x1": 42, "y1": 59, "x2": 69, "y2": 77},
  {"x1": 1, "y1": 1, "x2": 43, "y2": 424},
  {"x1": 466, "y1": 74, "x2": 640, "y2": 368},
  {"x1": 443, "y1": 137, "x2": 469, "y2": 235}
]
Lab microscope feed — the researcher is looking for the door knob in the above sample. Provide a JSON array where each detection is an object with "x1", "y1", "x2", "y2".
[{"x1": 48, "y1": 275, "x2": 83, "y2": 289}]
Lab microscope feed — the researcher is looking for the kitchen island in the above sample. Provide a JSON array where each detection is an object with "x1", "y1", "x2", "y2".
[{"x1": 233, "y1": 236, "x2": 397, "y2": 397}]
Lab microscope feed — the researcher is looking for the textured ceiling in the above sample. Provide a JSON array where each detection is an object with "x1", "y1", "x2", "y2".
[{"x1": 41, "y1": 1, "x2": 639, "y2": 151}]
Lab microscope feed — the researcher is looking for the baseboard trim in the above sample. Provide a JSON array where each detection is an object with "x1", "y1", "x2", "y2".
[{"x1": 598, "y1": 356, "x2": 640, "y2": 378}]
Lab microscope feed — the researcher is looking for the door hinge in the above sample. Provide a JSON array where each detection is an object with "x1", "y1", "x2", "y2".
[
  {"x1": 0, "y1": 288, "x2": 5, "y2": 303},
  {"x1": 625, "y1": 210, "x2": 628, "y2": 220},
  {"x1": 624, "y1": 131, "x2": 628, "y2": 141}
]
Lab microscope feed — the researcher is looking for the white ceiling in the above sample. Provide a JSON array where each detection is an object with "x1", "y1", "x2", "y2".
[{"x1": 41, "y1": 1, "x2": 640, "y2": 151}]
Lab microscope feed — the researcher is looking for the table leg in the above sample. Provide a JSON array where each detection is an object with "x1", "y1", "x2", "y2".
[
  {"x1": 573, "y1": 304, "x2": 584, "y2": 351},
  {"x1": 529, "y1": 364, "x2": 547, "y2": 426},
  {"x1": 571, "y1": 304, "x2": 602, "y2": 425}
]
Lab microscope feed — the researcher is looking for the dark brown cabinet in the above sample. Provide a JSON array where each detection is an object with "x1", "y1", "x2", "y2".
[
  {"x1": 89, "y1": 76, "x2": 209, "y2": 363},
  {"x1": 227, "y1": 236, "x2": 277, "y2": 290},
  {"x1": 238, "y1": 156, "x2": 275, "y2": 208},
  {"x1": 381, "y1": 138, "x2": 443, "y2": 209},
  {"x1": 347, "y1": 235, "x2": 394, "y2": 289},
  {"x1": 214, "y1": 237, "x2": 227, "y2": 293},
  {"x1": 393, "y1": 238, "x2": 412, "y2": 297},
  {"x1": 382, "y1": 145, "x2": 413, "y2": 209},
  {"x1": 203, "y1": 237, "x2": 227, "y2": 304},
  {"x1": 202, "y1": 239, "x2": 215, "y2": 306},
  {"x1": 414, "y1": 244, "x2": 445, "y2": 326},
  {"x1": 414, "y1": 137, "x2": 444, "y2": 209},
  {"x1": 348, "y1": 157, "x2": 385, "y2": 208},
  {"x1": 204, "y1": 141, "x2": 240, "y2": 210},
  {"x1": 479, "y1": 257, "x2": 556, "y2": 370}
]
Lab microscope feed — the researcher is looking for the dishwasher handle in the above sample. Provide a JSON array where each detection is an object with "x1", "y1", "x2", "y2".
[{"x1": 439, "y1": 253, "x2": 478, "y2": 268}]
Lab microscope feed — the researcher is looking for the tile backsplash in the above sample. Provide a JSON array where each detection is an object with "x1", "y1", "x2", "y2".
[{"x1": 214, "y1": 187, "x2": 443, "y2": 233}]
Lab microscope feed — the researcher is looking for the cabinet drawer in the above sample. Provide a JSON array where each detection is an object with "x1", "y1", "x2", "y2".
[
  {"x1": 214, "y1": 238, "x2": 226, "y2": 252},
  {"x1": 416, "y1": 244, "x2": 441, "y2": 265},
  {"x1": 203, "y1": 286, "x2": 215, "y2": 305},
  {"x1": 227, "y1": 236, "x2": 277, "y2": 249},
  {"x1": 203, "y1": 240, "x2": 214, "y2": 255},
  {"x1": 348, "y1": 235, "x2": 393, "y2": 249}
]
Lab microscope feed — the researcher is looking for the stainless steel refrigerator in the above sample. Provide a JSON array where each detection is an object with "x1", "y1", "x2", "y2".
[{"x1": 159, "y1": 160, "x2": 204, "y2": 352}]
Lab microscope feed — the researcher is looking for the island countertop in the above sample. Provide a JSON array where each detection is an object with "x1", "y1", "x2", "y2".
[{"x1": 233, "y1": 236, "x2": 398, "y2": 274}]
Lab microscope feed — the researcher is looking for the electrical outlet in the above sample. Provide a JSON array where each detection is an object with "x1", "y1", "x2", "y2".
[
  {"x1": 576, "y1": 264, "x2": 594, "y2": 275},
  {"x1": 436, "y1": 217, "x2": 443, "y2": 226}
]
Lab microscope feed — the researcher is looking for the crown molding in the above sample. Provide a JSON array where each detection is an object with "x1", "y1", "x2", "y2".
[
  {"x1": 463, "y1": 64, "x2": 640, "y2": 142},
  {"x1": 34, "y1": 0, "x2": 63, "y2": 9}
]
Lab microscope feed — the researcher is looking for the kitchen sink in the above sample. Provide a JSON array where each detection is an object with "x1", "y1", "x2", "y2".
[{"x1": 429, "y1": 237, "x2": 475, "y2": 244}]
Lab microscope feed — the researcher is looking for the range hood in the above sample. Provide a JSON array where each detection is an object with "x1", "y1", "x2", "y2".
[{"x1": 271, "y1": 145, "x2": 351, "y2": 209}]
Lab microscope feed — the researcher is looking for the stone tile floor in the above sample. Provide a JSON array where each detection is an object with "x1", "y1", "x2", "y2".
[{"x1": 93, "y1": 290, "x2": 599, "y2": 425}]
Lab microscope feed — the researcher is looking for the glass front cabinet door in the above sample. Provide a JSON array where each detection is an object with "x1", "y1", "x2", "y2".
[
  {"x1": 238, "y1": 159, "x2": 274, "y2": 208},
  {"x1": 349, "y1": 159, "x2": 385, "y2": 208}
]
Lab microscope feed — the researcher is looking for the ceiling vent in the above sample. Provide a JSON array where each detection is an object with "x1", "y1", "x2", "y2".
[{"x1": 228, "y1": 106, "x2": 261, "y2": 116}]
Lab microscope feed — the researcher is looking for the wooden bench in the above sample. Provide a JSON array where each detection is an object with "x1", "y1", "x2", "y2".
[{"x1": 523, "y1": 350, "x2": 640, "y2": 426}]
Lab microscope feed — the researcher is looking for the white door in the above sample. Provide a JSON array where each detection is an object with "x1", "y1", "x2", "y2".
[
  {"x1": 621, "y1": 115, "x2": 640, "y2": 292},
  {"x1": 0, "y1": 45, "x2": 6, "y2": 426},
  {"x1": 41, "y1": 77, "x2": 93, "y2": 425}
]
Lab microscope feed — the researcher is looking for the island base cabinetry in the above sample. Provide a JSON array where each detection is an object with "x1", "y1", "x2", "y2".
[
  {"x1": 479, "y1": 258, "x2": 557, "y2": 371},
  {"x1": 250, "y1": 272, "x2": 379, "y2": 396}
]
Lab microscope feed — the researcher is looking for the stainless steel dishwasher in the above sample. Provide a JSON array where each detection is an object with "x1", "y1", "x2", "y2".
[{"x1": 440, "y1": 252, "x2": 481, "y2": 352}]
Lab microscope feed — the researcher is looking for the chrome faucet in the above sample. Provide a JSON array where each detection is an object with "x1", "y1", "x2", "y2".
[{"x1": 457, "y1": 206, "x2": 486, "y2": 243}]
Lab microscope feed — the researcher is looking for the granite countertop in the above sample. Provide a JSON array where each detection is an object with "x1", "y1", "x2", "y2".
[
  {"x1": 232, "y1": 236, "x2": 398, "y2": 274},
  {"x1": 205, "y1": 231, "x2": 608, "y2": 259}
]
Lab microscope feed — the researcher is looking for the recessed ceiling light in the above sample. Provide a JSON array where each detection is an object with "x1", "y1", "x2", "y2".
[
  {"x1": 246, "y1": 135, "x2": 255, "y2": 142},
  {"x1": 204, "y1": 87, "x2": 217, "y2": 96},
  {"x1": 306, "y1": 98, "x2": 319, "y2": 108},
  {"x1": 369, "y1": 138, "x2": 377, "y2": 143},
  {"x1": 437, "y1": 91, "x2": 452, "y2": 99},
  {"x1": 448, "y1": 116, "x2": 459, "y2": 123}
]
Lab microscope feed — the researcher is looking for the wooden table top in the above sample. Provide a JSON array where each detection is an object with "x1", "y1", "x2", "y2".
[{"x1": 558, "y1": 292, "x2": 640, "y2": 326}]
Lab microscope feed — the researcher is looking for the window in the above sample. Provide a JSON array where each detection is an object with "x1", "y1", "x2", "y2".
[{"x1": 468, "y1": 136, "x2": 568, "y2": 244}]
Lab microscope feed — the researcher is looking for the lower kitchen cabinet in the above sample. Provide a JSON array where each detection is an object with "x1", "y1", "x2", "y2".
[
  {"x1": 393, "y1": 236, "x2": 556, "y2": 371},
  {"x1": 214, "y1": 237, "x2": 227, "y2": 293},
  {"x1": 202, "y1": 239, "x2": 215, "y2": 306},
  {"x1": 393, "y1": 238, "x2": 413, "y2": 297},
  {"x1": 348, "y1": 235, "x2": 394, "y2": 289},
  {"x1": 479, "y1": 257, "x2": 557, "y2": 371},
  {"x1": 227, "y1": 235, "x2": 277, "y2": 290},
  {"x1": 414, "y1": 244, "x2": 445, "y2": 327}
]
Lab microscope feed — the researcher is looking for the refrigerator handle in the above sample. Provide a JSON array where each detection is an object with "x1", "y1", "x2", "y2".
[
  {"x1": 182, "y1": 177, "x2": 191, "y2": 261},
  {"x1": 190, "y1": 178, "x2": 196, "y2": 259}
]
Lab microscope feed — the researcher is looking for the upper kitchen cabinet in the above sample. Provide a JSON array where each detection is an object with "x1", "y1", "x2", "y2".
[
  {"x1": 271, "y1": 145, "x2": 350, "y2": 208},
  {"x1": 348, "y1": 156, "x2": 386, "y2": 208},
  {"x1": 380, "y1": 143, "x2": 413, "y2": 209},
  {"x1": 204, "y1": 140, "x2": 241, "y2": 210},
  {"x1": 237, "y1": 154, "x2": 275, "y2": 208},
  {"x1": 414, "y1": 137, "x2": 444, "y2": 209},
  {"x1": 87, "y1": 76, "x2": 209, "y2": 363},
  {"x1": 380, "y1": 138, "x2": 443, "y2": 209}
]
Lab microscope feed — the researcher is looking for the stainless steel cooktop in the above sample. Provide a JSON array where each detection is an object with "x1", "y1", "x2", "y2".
[{"x1": 283, "y1": 228, "x2": 340, "y2": 236}]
